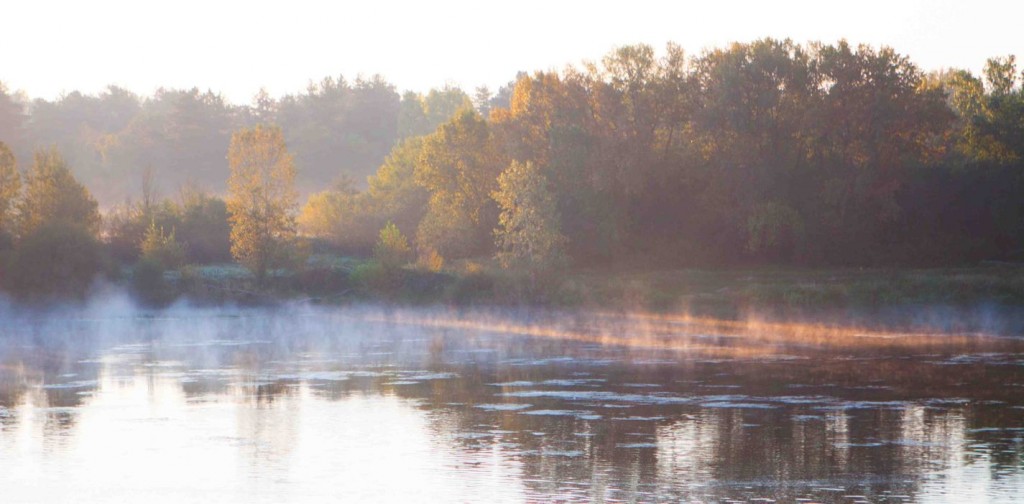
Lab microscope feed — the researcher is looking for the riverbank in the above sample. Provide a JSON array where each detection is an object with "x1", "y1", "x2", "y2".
[{"x1": 132, "y1": 257, "x2": 1024, "y2": 319}]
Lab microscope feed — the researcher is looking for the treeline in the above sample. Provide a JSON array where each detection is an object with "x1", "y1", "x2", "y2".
[
  {"x1": 0, "y1": 38, "x2": 1023, "y2": 303},
  {"x1": 0, "y1": 76, "x2": 510, "y2": 203},
  {"x1": 303, "y1": 39, "x2": 1024, "y2": 267}
]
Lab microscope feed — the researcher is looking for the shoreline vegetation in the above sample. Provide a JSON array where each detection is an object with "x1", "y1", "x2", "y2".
[
  {"x1": 121, "y1": 259, "x2": 1024, "y2": 309},
  {"x1": 127, "y1": 258, "x2": 1024, "y2": 328},
  {"x1": 0, "y1": 39, "x2": 1023, "y2": 324}
]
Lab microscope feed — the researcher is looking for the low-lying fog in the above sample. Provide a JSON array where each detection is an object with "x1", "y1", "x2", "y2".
[{"x1": 1, "y1": 290, "x2": 1023, "y2": 503}]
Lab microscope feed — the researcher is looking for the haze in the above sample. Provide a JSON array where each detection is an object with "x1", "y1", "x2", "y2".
[{"x1": 3, "y1": 0, "x2": 1022, "y2": 103}]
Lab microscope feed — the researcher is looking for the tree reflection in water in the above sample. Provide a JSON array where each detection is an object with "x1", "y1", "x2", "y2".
[{"x1": 0, "y1": 305, "x2": 1022, "y2": 502}]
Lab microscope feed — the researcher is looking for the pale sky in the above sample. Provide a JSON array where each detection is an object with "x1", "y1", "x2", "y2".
[{"x1": 2, "y1": 0, "x2": 1022, "y2": 104}]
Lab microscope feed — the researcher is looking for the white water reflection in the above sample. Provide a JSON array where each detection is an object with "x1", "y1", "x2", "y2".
[
  {"x1": 0, "y1": 305, "x2": 1022, "y2": 503},
  {"x1": 3, "y1": 367, "x2": 527, "y2": 503}
]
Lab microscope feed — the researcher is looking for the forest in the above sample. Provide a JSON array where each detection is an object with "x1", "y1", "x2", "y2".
[{"x1": 0, "y1": 39, "x2": 1022, "y2": 303}]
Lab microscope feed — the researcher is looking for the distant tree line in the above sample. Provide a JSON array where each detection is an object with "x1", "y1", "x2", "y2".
[
  {"x1": 0, "y1": 38, "x2": 1023, "y2": 301},
  {"x1": 0, "y1": 77, "x2": 509, "y2": 204}
]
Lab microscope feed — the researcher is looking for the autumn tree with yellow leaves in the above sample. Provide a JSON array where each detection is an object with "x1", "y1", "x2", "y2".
[
  {"x1": 414, "y1": 108, "x2": 504, "y2": 259},
  {"x1": 226, "y1": 125, "x2": 299, "y2": 283},
  {"x1": 4, "y1": 147, "x2": 103, "y2": 299},
  {"x1": 0, "y1": 142, "x2": 20, "y2": 235}
]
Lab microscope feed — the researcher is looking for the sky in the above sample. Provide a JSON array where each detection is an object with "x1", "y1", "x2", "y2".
[{"x1": 2, "y1": 0, "x2": 1022, "y2": 104}]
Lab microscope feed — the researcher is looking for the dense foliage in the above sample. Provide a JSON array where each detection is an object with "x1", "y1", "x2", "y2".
[
  {"x1": 356, "y1": 40, "x2": 1024, "y2": 268},
  {"x1": 226, "y1": 125, "x2": 300, "y2": 281},
  {"x1": 0, "y1": 39, "x2": 1023, "y2": 303},
  {"x1": 0, "y1": 79, "x2": 483, "y2": 204}
]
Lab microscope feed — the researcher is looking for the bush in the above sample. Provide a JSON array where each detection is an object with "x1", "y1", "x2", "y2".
[
  {"x1": 104, "y1": 191, "x2": 232, "y2": 266},
  {"x1": 132, "y1": 257, "x2": 174, "y2": 305},
  {"x1": 374, "y1": 221, "x2": 412, "y2": 270},
  {"x1": 176, "y1": 194, "x2": 232, "y2": 264},
  {"x1": 298, "y1": 188, "x2": 382, "y2": 255},
  {"x1": 350, "y1": 261, "x2": 386, "y2": 291},
  {"x1": 5, "y1": 222, "x2": 105, "y2": 300},
  {"x1": 445, "y1": 269, "x2": 496, "y2": 305},
  {"x1": 417, "y1": 247, "x2": 445, "y2": 272},
  {"x1": 140, "y1": 221, "x2": 186, "y2": 269}
]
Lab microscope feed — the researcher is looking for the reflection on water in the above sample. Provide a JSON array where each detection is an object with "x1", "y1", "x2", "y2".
[{"x1": 1, "y1": 304, "x2": 1023, "y2": 503}]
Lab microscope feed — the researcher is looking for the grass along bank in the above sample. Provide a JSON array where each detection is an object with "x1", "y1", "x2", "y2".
[{"x1": 129, "y1": 255, "x2": 1024, "y2": 316}]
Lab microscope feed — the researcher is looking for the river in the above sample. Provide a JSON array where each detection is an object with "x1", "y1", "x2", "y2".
[{"x1": 1, "y1": 302, "x2": 1022, "y2": 502}]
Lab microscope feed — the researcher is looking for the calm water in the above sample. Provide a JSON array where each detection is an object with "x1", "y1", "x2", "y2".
[{"x1": 1, "y1": 303, "x2": 1023, "y2": 503}]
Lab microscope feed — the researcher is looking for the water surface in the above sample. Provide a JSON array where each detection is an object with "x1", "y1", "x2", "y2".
[{"x1": 1, "y1": 304, "x2": 1022, "y2": 503}]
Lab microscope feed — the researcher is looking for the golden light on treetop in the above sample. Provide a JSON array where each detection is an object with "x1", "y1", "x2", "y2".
[{"x1": 226, "y1": 124, "x2": 299, "y2": 282}]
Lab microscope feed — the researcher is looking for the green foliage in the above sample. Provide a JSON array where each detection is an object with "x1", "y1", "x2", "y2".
[
  {"x1": 104, "y1": 201, "x2": 150, "y2": 262},
  {"x1": 492, "y1": 161, "x2": 568, "y2": 272},
  {"x1": 367, "y1": 137, "x2": 429, "y2": 235},
  {"x1": 444, "y1": 268, "x2": 497, "y2": 305},
  {"x1": 175, "y1": 188, "x2": 232, "y2": 263},
  {"x1": 398, "y1": 86, "x2": 473, "y2": 138},
  {"x1": 278, "y1": 75, "x2": 401, "y2": 192},
  {"x1": 5, "y1": 41, "x2": 1024, "y2": 279},
  {"x1": 104, "y1": 185, "x2": 231, "y2": 265},
  {"x1": 374, "y1": 221, "x2": 412, "y2": 270},
  {"x1": 746, "y1": 202, "x2": 805, "y2": 262},
  {"x1": 18, "y1": 148, "x2": 100, "y2": 237},
  {"x1": 0, "y1": 78, "x2": 409, "y2": 207},
  {"x1": 0, "y1": 142, "x2": 19, "y2": 233},
  {"x1": 298, "y1": 185, "x2": 381, "y2": 254},
  {"x1": 0, "y1": 83, "x2": 27, "y2": 165},
  {"x1": 415, "y1": 109, "x2": 503, "y2": 258},
  {"x1": 5, "y1": 222, "x2": 104, "y2": 300},
  {"x1": 131, "y1": 257, "x2": 173, "y2": 305},
  {"x1": 140, "y1": 221, "x2": 186, "y2": 269},
  {"x1": 349, "y1": 261, "x2": 394, "y2": 295}
]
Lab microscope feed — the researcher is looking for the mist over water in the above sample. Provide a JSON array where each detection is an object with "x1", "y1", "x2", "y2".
[{"x1": 1, "y1": 292, "x2": 1023, "y2": 503}]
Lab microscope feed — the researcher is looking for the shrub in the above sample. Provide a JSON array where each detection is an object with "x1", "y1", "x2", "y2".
[
  {"x1": 176, "y1": 192, "x2": 232, "y2": 263},
  {"x1": 374, "y1": 221, "x2": 412, "y2": 270},
  {"x1": 350, "y1": 261, "x2": 386, "y2": 291},
  {"x1": 445, "y1": 269, "x2": 496, "y2": 305},
  {"x1": 132, "y1": 257, "x2": 173, "y2": 305},
  {"x1": 417, "y1": 247, "x2": 445, "y2": 272},
  {"x1": 298, "y1": 187, "x2": 382, "y2": 255},
  {"x1": 5, "y1": 222, "x2": 104, "y2": 300},
  {"x1": 140, "y1": 221, "x2": 186, "y2": 269}
]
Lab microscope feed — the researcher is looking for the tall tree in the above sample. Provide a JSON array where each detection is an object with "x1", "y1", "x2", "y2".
[
  {"x1": 7, "y1": 148, "x2": 104, "y2": 299},
  {"x1": 415, "y1": 108, "x2": 503, "y2": 258},
  {"x1": 492, "y1": 160, "x2": 567, "y2": 272},
  {"x1": 18, "y1": 147, "x2": 100, "y2": 237},
  {"x1": 984, "y1": 55, "x2": 1018, "y2": 95},
  {"x1": 277, "y1": 75, "x2": 400, "y2": 192},
  {"x1": 0, "y1": 83, "x2": 27, "y2": 160},
  {"x1": 226, "y1": 125, "x2": 299, "y2": 282},
  {"x1": 367, "y1": 136, "x2": 429, "y2": 235},
  {"x1": 0, "y1": 142, "x2": 20, "y2": 233},
  {"x1": 397, "y1": 86, "x2": 472, "y2": 139}
]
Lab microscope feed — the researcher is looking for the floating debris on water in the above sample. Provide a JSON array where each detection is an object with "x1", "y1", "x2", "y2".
[
  {"x1": 616, "y1": 443, "x2": 657, "y2": 449},
  {"x1": 474, "y1": 403, "x2": 532, "y2": 411}
]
